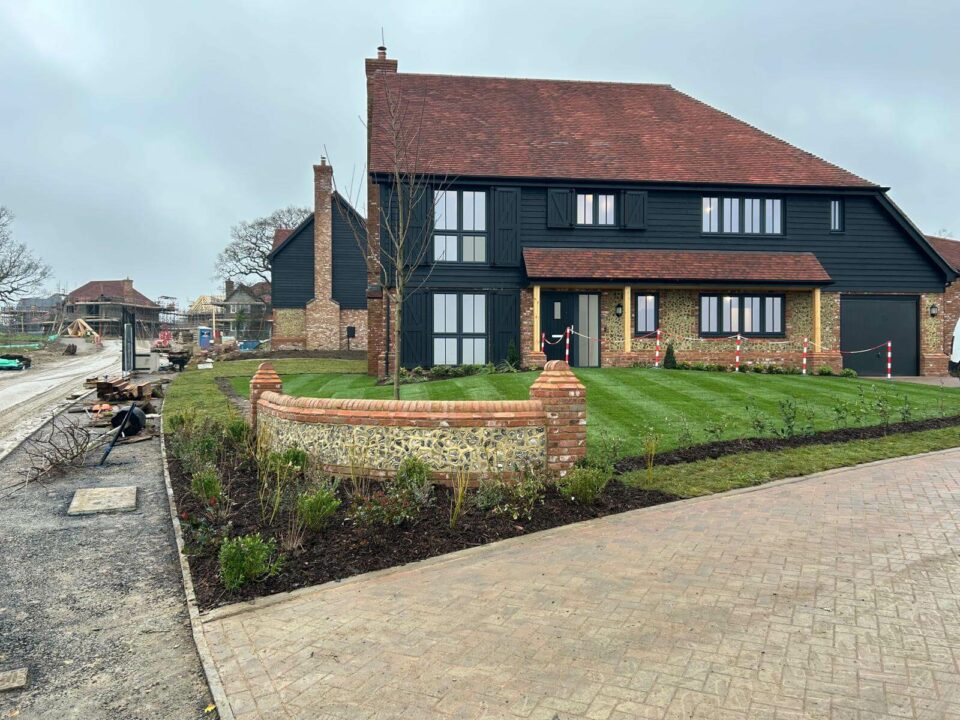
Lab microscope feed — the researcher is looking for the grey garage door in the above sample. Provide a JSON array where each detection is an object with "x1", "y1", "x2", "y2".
[{"x1": 840, "y1": 295, "x2": 918, "y2": 376}]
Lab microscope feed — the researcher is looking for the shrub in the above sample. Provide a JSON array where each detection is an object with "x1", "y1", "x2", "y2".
[
  {"x1": 841, "y1": 367, "x2": 858, "y2": 378},
  {"x1": 350, "y1": 490, "x2": 416, "y2": 526},
  {"x1": 556, "y1": 467, "x2": 610, "y2": 504},
  {"x1": 351, "y1": 457, "x2": 435, "y2": 527},
  {"x1": 449, "y1": 468, "x2": 470, "y2": 529},
  {"x1": 663, "y1": 343, "x2": 678, "y2": 369},
  {"x1": 774, "y1": 398, "x2": 799, "y2": 437},
  {"x1": 817, "y1": 365, "x2": 835, "y2": 376},
  {"x1": 506, "y1": 339, "x2": 521, "y2": 369},
  {"x1": 191, "y1": 466, "x2": 223, "y2": 505},
  {"x1": 219, "y1": 534, "x2": 282, "y2": 590},
  {"x1": 475, "y1": 476, "x2": 507, "y2": 512},
  {"x1": 584, "y1": 431, "x2": 625, "y2": 474},
  {"x1": 491, "y1": 466, "x2": 546, "y2": 521},
  {"x1": 258, "y1": 448, "x2": 307, "y2": 524},
  {"x1": 297, "y1": 481, "x2": 341, "y2": 531},
  {"x1": 393, "y1": 457, "x2": 434, "y2": 510}
]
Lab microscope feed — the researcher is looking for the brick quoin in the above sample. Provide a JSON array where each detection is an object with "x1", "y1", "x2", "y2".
[{"x1": 249, "y1": 362, "x2": 283, "y2": 429}]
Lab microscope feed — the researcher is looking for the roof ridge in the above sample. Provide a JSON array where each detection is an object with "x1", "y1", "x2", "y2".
[{"x1": 396, "y1": 70, "x2": 672, "y2": 89}]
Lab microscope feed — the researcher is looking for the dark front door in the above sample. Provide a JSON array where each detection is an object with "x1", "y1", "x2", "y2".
[
  {"x1": 541, "y1": 292, "x2": 576, "y2": 363},
  {"x1": 840, "y1": 295, "x2": 919, "y2": 376},
  {"x1": 540, "y1": 292, "x2": 600, "y2": 367}
]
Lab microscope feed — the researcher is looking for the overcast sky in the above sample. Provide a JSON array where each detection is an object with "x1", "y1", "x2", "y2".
[{"x1": 1, "y1": 0, "x2": 957, "y2": 305}]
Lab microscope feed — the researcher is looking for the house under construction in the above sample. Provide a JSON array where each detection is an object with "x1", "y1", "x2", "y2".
[{"x1": 64, "y1": 279, "x2": 161, "y2": 338}]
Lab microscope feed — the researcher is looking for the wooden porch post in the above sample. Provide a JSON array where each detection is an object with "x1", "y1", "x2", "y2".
[
  {"x1": 532, "y1": 285, "x2": 541, "y2": 352},
  {"x1": 623, "y1": 286, "x2": 632, "y2": 353},
  {"x1": 812, "y1": 288, "x2": 822, "y2": 352}
]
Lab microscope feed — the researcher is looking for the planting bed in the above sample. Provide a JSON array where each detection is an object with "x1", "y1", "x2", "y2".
[
  {"x1": 616, "y1": 413, "x2": 960, "y2": 473},
  {"x1": 168, "y1": 457, "x2": 676, "y2": 611}
]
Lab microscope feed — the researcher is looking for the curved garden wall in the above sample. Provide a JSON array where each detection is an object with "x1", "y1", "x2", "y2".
[{"x1": 250, "y1": 360, "x2": 586, "y2": 482}]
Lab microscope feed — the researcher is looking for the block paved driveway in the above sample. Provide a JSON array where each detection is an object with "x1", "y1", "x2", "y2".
[{"x1": 204, "y1": 448, "x2": 960, "y2": 719}]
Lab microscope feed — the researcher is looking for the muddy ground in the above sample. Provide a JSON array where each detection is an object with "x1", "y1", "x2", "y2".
[{"x1": 0, "y1": 406, "x2": 211, "y2": 719}]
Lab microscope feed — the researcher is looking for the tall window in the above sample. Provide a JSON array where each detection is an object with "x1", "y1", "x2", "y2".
[
  {"x1": 433, "y1": 292, "x2": 486, "y2": 365},
  {"x1": 433, "y1": 189, "x2": 486, "y2": 263},
  {"x1": 699, "y1": 294, "x2": 785, "y2": 337},
  {"x1": 703, "y1": 197, "x2": 783, "y2": 235},
  {"x1": 635, "y1": 294, "x2": 658, "y2": 334},
  {"x1": 830, "y1": 199, "x2": 844, "y2": 232},
  {"x1": 577, "y1": 193, "x2": 615, "y2": 225}
]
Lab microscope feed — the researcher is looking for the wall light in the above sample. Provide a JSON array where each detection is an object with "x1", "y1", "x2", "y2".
[
  {"x1": 615, "y1": 303, "x2": 624, "y2": 317},
  {"x1": 930, "y1": 304, "x2": 940, "y2": 317}
]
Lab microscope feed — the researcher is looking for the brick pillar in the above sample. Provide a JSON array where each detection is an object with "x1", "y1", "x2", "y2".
[
  {"x1": 249, "y1": 362, "x2": 282, "y2": 432},
  {"x1": 305, "y1": 159, "x2": 341, "y2": 350},
  {"x1": 529, "y1": 360, "x2": 587, "y2": 476}
]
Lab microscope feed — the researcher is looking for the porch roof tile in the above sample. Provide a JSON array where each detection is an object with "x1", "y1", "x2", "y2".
[{"x1": 523, "y1": 248, "x2": 832, "y2": 284}]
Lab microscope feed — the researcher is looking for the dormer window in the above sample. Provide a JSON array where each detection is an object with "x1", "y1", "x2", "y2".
[{"x1": 576, "y1": 193, "x2": 615, "y2": 226}]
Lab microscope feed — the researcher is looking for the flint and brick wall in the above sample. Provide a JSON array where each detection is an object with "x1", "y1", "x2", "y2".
[
  {"x1": 251, "y1": 360, "x2": 586, "y2": 482},
  {"x1": 943, "y1": 284, "x2": 960, "y2": 362},
  {"x1": 271, "y1": 308, "x2": 307, "y2": 349}
]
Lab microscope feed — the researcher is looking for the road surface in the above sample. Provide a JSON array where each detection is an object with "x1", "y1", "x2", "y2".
[{"x1": 0, "y1": 340, "x2": 120, "y2": 462}]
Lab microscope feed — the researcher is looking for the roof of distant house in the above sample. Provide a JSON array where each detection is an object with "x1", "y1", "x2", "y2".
[
  {"x1": 368, "y1": 72, "x2": 875, "y2": 188},
  {"x1": 15, "y1": 293, "x2": 64, "y2": 311},
  {"x1": 522, "y1": 248, "x2": 832, "y2": 284},
  {"x1": 67, "y1": 280, "x2": 158, "y2": 308},
  {"x1": 927, "y1": 235, "x2": 960, "y2": 272}
]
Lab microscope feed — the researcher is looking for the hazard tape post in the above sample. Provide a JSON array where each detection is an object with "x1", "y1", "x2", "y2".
[
  {"x1": 564, "y1": 326, "x2": 571, "y2": 365},
  {"x1": 655, "y1": 329, "x2": 662, "y2": 368},
  {"x1": 802, "y1": 338, "x2": 808, "y2": 375},
  {"x1": 735, "y1": 335, "x2": 741, "y2": 372},
  {"x1": 887, "y1": 341, "x2": 892, "y2": 380}
]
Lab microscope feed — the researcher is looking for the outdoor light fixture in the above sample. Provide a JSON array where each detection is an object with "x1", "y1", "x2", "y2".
[
  {"x1": 615, "y1": 303, "x2": 623, "y2": 317},
  {"x1": 930, "y1": 304, "x2": 940, "y2": 317}
]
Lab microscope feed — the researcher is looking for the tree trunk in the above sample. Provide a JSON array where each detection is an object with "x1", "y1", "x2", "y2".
[{"x1": 392, "y1": 289, "x2": 402, "y2": 400}]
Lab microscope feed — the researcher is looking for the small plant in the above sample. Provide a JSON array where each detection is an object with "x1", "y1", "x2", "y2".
[
  {"x1": 190, "y1": 467, "x2": 222, "y2": 504},
  {"x1": 841, "y1": 367, "x2": 858, "y2": 378},
  {"x1": 393, "y1": 457, "x2": 435, "y2": 510},
  {"x1": 506, "y1": 339, "x2": 521, "y2": 369},
  {"x1": 851, "y1": 385, "x2": 869, "y2": 425},
  {"x1": 556, "y1": 467, "x2": 610, "y2": 504},
  {"x1": 817, "y1": 365, "x2": 835, "y2": 376},
  {"x1": 774, "y1": 398, "x2": 799, "y2": 438},
  {"x1": 663, "y1": 342, "x2": 678, "y2": 369},
  {"x1": 676, "y1": 414, "x2": 695, "y2": 447},
  {"x1": 746, "y1": 405, "x2": 770, "y2": 436},
  {"x1": 831, "y1": 398, "x2": 851, "y2": 429},
  {"x1": 449, "y1": 467, "x2": 470, "y2": 529},
  {"x1": 219, "y1": 534, "x2": 283, "y2": 590},
  {"x1": 642, "y1": 428, "x2": 660, "y2": 484},
  {"x1": 491, "y1": 465, "x2": 546, "y2": 521},
  {"x1": 346, "y1": 442, "x2": 372, "y2": 499},
  {"x1": 475, "y1": 476, "x2": 507, "y2": 513},
  {"x1": 258, "y1": 448, "x2": 307, "y2": 525},
  {"x1": 704, "y1": 421, "x2": 725, "y2": 443},
  {"x1": 873, "y1": 388, "x2": 892, "y2": 430},
  {"x1": 297, "y1": 480, "x2": 342, "y2": 531},
  {"x1": 899, "y1": 394, "x2": 912, "y2": 423},
  {"x1": 587, "y1": 431, "x2": 625, "y2": 474}
]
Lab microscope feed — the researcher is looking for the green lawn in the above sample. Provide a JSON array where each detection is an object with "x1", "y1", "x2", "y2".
[{"x1": 225, "y1": 365, "x2": 960, "y2": 458}]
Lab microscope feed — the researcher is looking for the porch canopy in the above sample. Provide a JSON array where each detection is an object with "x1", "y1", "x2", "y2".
[{"x1": 522, "y1": 248, "x2": 832, "y2": 285}]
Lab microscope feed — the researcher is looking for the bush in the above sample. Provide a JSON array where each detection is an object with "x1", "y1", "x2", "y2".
[
  {"x1": 817, "y1": 365, "x2": 835, "y2": 376},
  {"x1": 191, "y1": 466, "x2": 223, "y2": 505},
  {"x1": 297, "y1": 481, "x2": 341, "y2": 531},
  {"x1": 556, "y1": 467, "x2": 610, "y2": 504},
  {"x1": 663, "y1": 343, "x2": 677, "y2": 369},
  {"x1": 841, "y1": 367, "x2": 858, "y2": 378},
  {"x1": 219, "y1": 534, "x2": 282, "y2": 590},
  {"x1": 506, "y1": 339, "x2": 521, "y2": 369},
  {"x1": 351, "y1": 457, "x2": 435, "y2": 527},
  {"x1": 475, "y1": 477, "x2": 507, "y2": 512},
  {"x1": 393, "y1": 457, "x2": 434, "y2": 509},
  {"x1": 490, "y1": 466, "x2": 546, "y2": 521}
]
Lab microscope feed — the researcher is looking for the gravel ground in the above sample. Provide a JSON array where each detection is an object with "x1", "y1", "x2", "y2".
[{"x1": 0, "y1": 407, "x2": 211, "y2": 719}]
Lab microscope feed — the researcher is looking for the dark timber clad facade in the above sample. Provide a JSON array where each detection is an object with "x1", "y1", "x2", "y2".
[{"x1": 363, "y1": 48, "x2": 954, "y2": 377}]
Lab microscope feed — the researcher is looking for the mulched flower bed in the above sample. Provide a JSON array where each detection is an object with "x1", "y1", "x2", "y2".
[
  {"x1": 168, "y1": 457, "x2": 678, "y2": 610},
  {"x1": 616, "y1": 414, "x2": 960, "y2": 473}
]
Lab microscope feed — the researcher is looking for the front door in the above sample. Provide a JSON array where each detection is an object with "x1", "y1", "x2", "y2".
[{"x1": 540, "y1": 292, "x2": 600, "y2": 367}]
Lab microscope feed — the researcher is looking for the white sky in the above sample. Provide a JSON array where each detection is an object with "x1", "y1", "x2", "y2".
[{"x1": 1, "y1": 0, "x2": 957, "y2": 305}]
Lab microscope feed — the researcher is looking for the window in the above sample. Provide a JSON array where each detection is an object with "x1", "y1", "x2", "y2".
[
  {"x1": 433, "y1": 189, "x2": 487, "y2": 263},
  {"x1": 703, "y1": 197, "x2": 783, "y2": 235},
  {"x1": 432, "y1": 292, "x2": 487, "y2": 365},
  {"x1": 635, "y1": 294, "x2": 658, "y2": 334},
  {"x1": 553, "y1": 301, "x2": 562, "y2": 320},
  {"x1": 830, "y1": 199, "x2": 844, "y2": 232},
  {"x1": 700, "y1": 294, "x2": 785, "y2": 337},
  {"x1": 577, "y1": 193, "x2": 615, "y2": 225}
]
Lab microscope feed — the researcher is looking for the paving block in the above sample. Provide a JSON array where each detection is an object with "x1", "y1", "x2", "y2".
[
  {"x1": 0, "y1": 667, "x2": 28, "y2": 691},
  {"x1": 67, "y1": 486, "x2": 137, "y2": 515}
]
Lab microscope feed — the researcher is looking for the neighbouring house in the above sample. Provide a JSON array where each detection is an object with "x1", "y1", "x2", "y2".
[
  {"x1": 362, "y1": 46, "x2": 955, "y2": 378},
  {"x1": 65, "y1": 279, "x2": 161, "y2": 338},
  {"x1": 927, "y1": 236, "x2": 960, "y2": 356},
  {"x1": 8, "y1": 293, "x2": 65, "y2": 334},
  {"x1": 217, "y1": 280, "x2": 272, "y2": 340},
  {"x1": 268, "y1": 160, "x2": 368, "y2": 351}
]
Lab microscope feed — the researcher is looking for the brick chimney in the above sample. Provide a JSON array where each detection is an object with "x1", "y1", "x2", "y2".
[
  {"x1": 121, "y1": 278, "x2": 133, "y2": 293},
  {"x1": 365, "y1": 44, "x2": 397, "y2": 78},
  {"x1": 303, "y1": 156, "x2": 340, "y2": 350},
  {"x1": 224, "y1": 279, "x2": 235, "y2": 296}
]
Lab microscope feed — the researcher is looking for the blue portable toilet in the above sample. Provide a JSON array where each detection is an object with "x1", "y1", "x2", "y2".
[{"x1": 198, "y1": 326, "x2": 212, "y2": 349}]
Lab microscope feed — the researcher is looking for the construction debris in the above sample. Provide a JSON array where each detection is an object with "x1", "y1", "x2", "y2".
[{"x1": 95, "y1": 378, "x2": 153, "y2": 402}]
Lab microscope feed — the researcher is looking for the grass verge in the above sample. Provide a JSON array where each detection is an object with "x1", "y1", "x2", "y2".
[{"x1": 622, "y1": 425, "x2": 960, "y2": 498}]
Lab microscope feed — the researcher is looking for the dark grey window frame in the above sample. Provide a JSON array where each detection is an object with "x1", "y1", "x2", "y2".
[
  {"x1": 698, "y1": 292, "x2": 786, "y2": 338},
  {"x1": 830, "y1": 199, "x2": 845, "y2": 233},
  {"x1": 431, "y1": 291, "x2": 488, "y2": 366},
  {"x1": 576, "y1": 192, "x2": 617, "y2": 227},
  {"x1": 701, "y1": 196, "x2": 785, "y2": 236},
  {"x1": 634, "y1": 292, "x2": 660, "y2": 335},
  {"x1": 432, "y1": 189, "x2": 488, "y2": 264}
]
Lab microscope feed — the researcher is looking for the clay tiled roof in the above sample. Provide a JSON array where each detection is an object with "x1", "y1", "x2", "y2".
[
  {"x1": 523, "y1": 248, "x2": 832, "y2": 284},
  {"x1": 67, "y1": 280, "x2": 159, "y2": 307},
  {"x1": 369, "y1": 73, "x2": 875, "y2": 187},
  {"x1": 927, "y1": 235, "x2": 960, "y2": 271}
]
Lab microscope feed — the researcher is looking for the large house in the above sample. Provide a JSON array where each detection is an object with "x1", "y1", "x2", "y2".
[
  {"x1": 269, "y1": 160, "x2": 368, "y2": 351},
  {"x1": 360, "y1": 47, "x2": 954, "y2": 378},
  {"x1": 65, "y1": 279, "x2": 160, "y2": 338}
]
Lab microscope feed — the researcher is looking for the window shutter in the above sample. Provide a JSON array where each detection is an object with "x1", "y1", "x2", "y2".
[
  {"x1": 400, "y1": 289, "x2": 429, "y2": 368},
  {"x1": 623, "y1": 191, "x2": 647, "y2": 229},
  {"x1": 403, "y1": 188, "x2": 430, "y2": 268},
  {"x1": 546, "y1": 188, "x2": 574, "y2": 228},
  {"x1": 491, "y1": 290, "x2": 520, "y2": 363},
  {"x1": 492, "y1": 187, "x2": 521, "y2": 266}
]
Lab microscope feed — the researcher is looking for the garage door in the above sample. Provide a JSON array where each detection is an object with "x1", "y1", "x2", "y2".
[{"x1": 840, "y1": 295, "x2": 918, "y2": 376}]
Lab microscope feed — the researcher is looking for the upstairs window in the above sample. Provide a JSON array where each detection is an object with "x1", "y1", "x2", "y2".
[
  {"x1": 577, "y1": 193, "x2": 616, "y2": 226},
  {"x1": 699, "y1": 294, "x2": 785, "y2": 337},
  {"x1": 703, "y1": 197, "x2": 783, "y2": 235},
  {"x1": 433, "y1": 189, "x2": 487, "y2": 263},
  {"x1": 830, "y1": 199, "x2": 844, "y2": 232}
]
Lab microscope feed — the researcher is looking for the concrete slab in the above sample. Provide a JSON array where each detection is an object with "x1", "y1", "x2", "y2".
[
  {"x1": 67, "y1": 486, "x2": 137, "y2": 515},
  {"x1": 0, "y1": 668, "x2": 28, "y2": 692}
]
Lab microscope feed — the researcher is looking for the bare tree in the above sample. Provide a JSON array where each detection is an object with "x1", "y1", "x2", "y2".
[
  {"x1": 215, "y1": 205, "x2": 310, "y2": 284},
  {"x1": 333, "y1": 76, "x2": 447, "y2": 400},
  {"x1": 0, "y1": 206, "x2": 52, "y2": 304}
]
